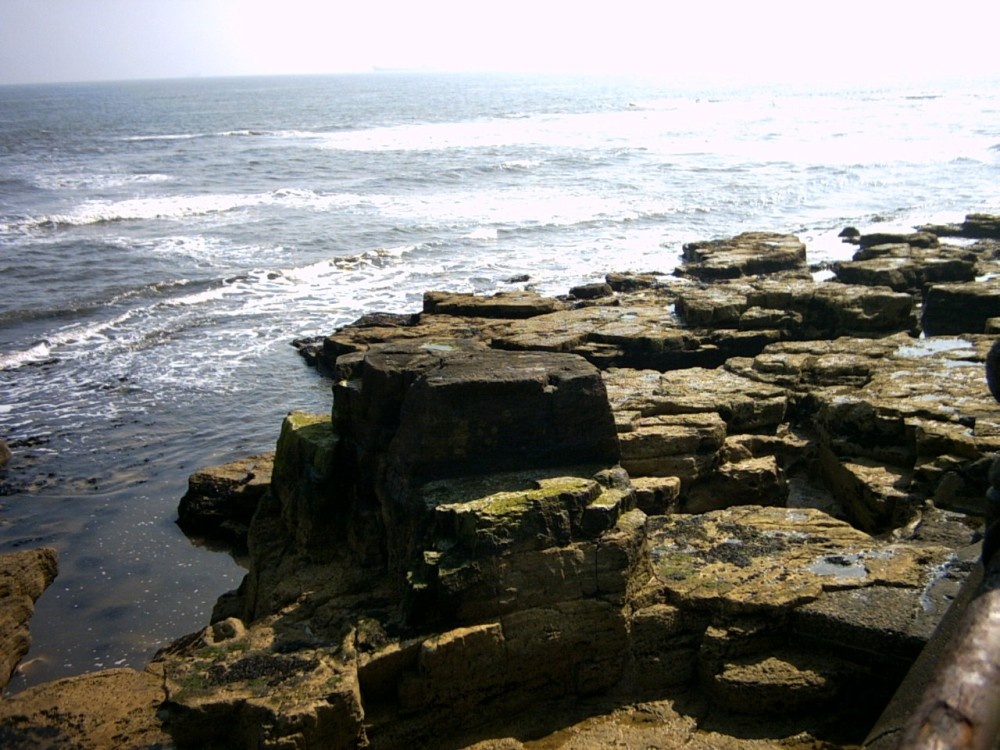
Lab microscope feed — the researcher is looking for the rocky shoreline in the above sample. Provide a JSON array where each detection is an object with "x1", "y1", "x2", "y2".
[{"x1": 2, "y1": 214, "x2": 1000, "y2": 748}]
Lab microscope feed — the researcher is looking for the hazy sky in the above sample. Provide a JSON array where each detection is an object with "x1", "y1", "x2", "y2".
[{"x1": 2, "y1": 0, "x2": 999, "y2": 86}]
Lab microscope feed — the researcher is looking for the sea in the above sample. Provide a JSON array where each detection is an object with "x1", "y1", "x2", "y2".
[{"x1": 1, "y1": 72, "x2": 998, "y2": 693}]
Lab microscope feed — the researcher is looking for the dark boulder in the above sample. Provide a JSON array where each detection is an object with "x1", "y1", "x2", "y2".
[
  {"x1": 569, "y1": 282, "x2": 614, "y2": 300},
  {"x1": 176, "y1": 453, "x2": 273, "y2": 546}
]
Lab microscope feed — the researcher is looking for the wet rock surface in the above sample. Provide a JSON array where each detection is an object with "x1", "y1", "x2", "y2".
[{"x1": 6, "y1": 216, "x2": 1000, "y2": 749}]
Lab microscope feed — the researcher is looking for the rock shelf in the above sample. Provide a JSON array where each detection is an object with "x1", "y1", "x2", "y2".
[{"x1": 3, "y1": 214, "x2": 1000, "y2": 749}]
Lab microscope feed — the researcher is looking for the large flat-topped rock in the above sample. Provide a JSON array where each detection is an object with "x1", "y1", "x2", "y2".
[
  {"x1": 922, "y1": 278, "x2": 1000, "y2": 335},
  {"x1": 493, "y1": 304, "x2": 685, "y2": 353},
  {"x1": 675, "y1": 278, "x2": 916, "y2": 337},
  {"x1": 310, "y1": 313, "x2": 510, "y2": 375},
  {"x1": 632, "y1": 505, "x2": 967, "y2": 720},
  {"x1": 677, "y1": 232, "x2": 808, "y2": 280},
  {"x1": 491, "y1": 302, "x2": 783, "y2": 371},
  {"x1": 331, "y1": 342, "x2": 622, "y2": 580},
  {"x1": 727, "y1": 334, "x2": 1000, "y2": 452},
  {"x1": 423, "y1": 289, "x2": 566, "y2": 318},
  {"x1": 351, "y1": 344, "x2": 621, "y2": 482},
  {"x1": 832, "y1": 250, "x2": 977, "y2": 293},
  {"x1": 855, "y1": 231, "x2": 940, "y2": 250},
  {"x1": 604, "y1": 366, "x2": 788, "y2": 434}
]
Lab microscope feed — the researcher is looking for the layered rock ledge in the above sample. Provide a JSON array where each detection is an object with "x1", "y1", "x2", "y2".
[{"x1": 3, "y1": 214, "x2": 1000, "y2": 749}]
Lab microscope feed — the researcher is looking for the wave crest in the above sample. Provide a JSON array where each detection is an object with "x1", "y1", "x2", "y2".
[{"x1": 14, "y1": 189, "x2": 381, "y2": 231}]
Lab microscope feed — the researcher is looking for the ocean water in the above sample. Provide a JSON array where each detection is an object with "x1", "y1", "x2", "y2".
[{"x1": 1, "y1": 72, "x2": 998, "y2": 692}]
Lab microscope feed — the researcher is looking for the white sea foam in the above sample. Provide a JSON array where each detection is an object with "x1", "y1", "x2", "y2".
[
  {"x1": 0, "y1": 275, "x2": 254, "y2": 372},
  {"x1": 29, "y1": 194, "x2": 260, "y2": 228},
  {"x1": 0, "y1": 341, "x2": 54, "y2": 370},
  {"x1": 32, "y1": 172, "x2": 174, "y2": 191},
  {"x1": 137, "y1": 235, "x2": 235, "y2": 265},
  {"x1": 462, "y1": 226, "x2": 499, "y2": 241},
  {"x1": 0, "y1": 307, "x2": 142, "y2": 370},
  {"x1": 157, "y1": 284, "x2": 232, "y2": 307},
  {"x1": 310, "y1": 113, "x2": 607, "y2": 152},
  {"x1": 498, "y1": 159, "x2": 542, "y2": 170},
  {"x1": 20, "y1": 188, "x2": 380, "y2": 230},
  {"x1": 327, "y1": 245, "x2": 416, "y2": 272},
  {"x1": 123, "y1": 133, "x2": 205, "y2": 142}
]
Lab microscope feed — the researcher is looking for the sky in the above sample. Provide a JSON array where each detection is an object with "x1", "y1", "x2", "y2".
[{"x1": 2, "y1": 0, "x2": 1000, "y2": 87}]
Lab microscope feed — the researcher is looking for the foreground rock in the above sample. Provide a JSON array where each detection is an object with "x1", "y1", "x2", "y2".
[
  {"x1": 150, "y1": 345, "x2": 632, "y2": 748},
  {"x1": 646, "y1": 507, "x2": 961, "y2": 677},
  {"x1": 151, "y1": 341, "x2": 988, "y2": 748},
  {"x1": 0, "y1": 548, "x2": 57, "y2": 692},
  {"x1": 0, "y1": 669, "x2": 170, "y2": 749}
]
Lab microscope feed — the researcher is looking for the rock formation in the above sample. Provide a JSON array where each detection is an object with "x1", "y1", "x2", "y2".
[
  {"x1": 177, "y1": 453, "x2": 274, "y2": 547},
  {"x1": 4, "y1": 213, "x2": 1000, "y2": 749},
  {"x1": 0, "y1": 548, "x2": 58, "y2": 691},
  {"x1": 677, "y1": 231, "x2": 809, "y2": 281}
]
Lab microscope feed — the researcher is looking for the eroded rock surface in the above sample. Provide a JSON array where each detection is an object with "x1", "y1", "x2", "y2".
[
  {"x1": 0, "y1": 668, "x2": 170, "y2": 749},
  {"x1": 0, "y1": 547, "x2": 58, "y2": 691},
  {"x1": 727, "y1": 334, "x2": 1000, "y2": 531}
]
